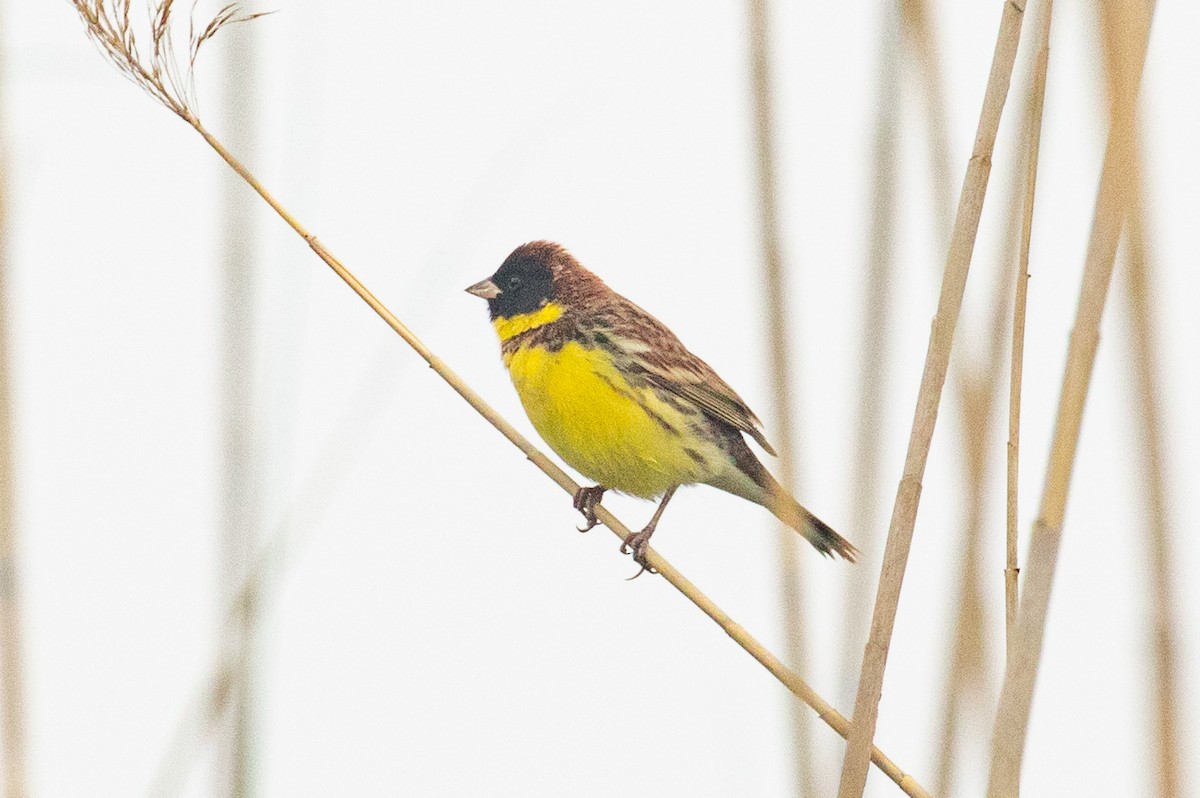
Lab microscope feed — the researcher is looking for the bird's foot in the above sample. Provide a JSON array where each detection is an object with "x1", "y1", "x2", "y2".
[
  {"x1": 620, "y1": 528, "x2": 658, "y2": 579},
  {"x1": 573, "y1": 485, "x2": 607, "y2": 533}
]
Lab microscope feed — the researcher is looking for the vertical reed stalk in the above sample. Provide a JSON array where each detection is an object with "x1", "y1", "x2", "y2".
[
  {"x1": 1102, "y1": 10, "x2": 1181, "y2": 795},
  {"x1": 840, "y1": 0, "x2": 899, "y2": 703},
  {"x1": 926, "y1": 381, "x2": 984, "y2": 796},
  {"x1": 149, "y1": 348, "x2": 401, "y2": 796},
  {"x1": 932, "y1": 163, "x2": 1025, "y2": 794},
  {"x1": 986, "y1": 2, "x2": 1155, "y2": 794},
  {"x1": 912, "y1": 8, "x2": 1039, "y2": 787},
  {"x1": 902, "y1": 0, "x2": 957, "y2": 246},
  {"x1": 0, "y1": 15, "x2": 28, "y2": 791},
  {"x1": 216, "y1": 26, "x2": 261, "y2": 798},
  {"x1": 930, "y1": 381, "x2": 989, "y2": 796},
  {"x1": 1007, "y1": 0, "x2": 1055, "y2": 672},
  {"x1": 1121, "y1": 169, "x2": 1182, "y2": 798},
  {"x1": 747, "y1": 1, "x2": 813, "y2": 794},
  {"x1": 838, "y1": 3, "x2": 1027, "y2": 795}
]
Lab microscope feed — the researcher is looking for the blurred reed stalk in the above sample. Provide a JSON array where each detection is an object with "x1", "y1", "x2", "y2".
[
  {"x1": 932, "y1": 158, "x2": 1026, "y2": 796},
  {"x1": 149, "y1": 345, "x2": 400, "y2": 796},
  {"x1": 148, "y1": 643, "x2": 243, "y2": 798},
  {"x1": 837, "y1": 2, "x2": 1028, "y2": 795},
  {"x1": 856, "y1": 3, "x2": 1010, "y2": 787},
  {"x1": 1101, "y1": 8, "x2": 1181, "y2": 798},
  {"x1": 841, "y1": 0, "x2": 962, "y2": 713},
  {"x1": 1007, "y1": 0, "x2": 1055, "y2": 672},
  {"x1": 1120, "y1": 159, "x2": 1182, "y2": 798},
  {"x1": 746, "y1": 1, "x2": 815, "y2": 795},
  {"x1": 69, "y1": 3, "x2": 932, "y2": 795},
  {"x1": 839, "y1": 0, "x2": 898, "y2": 705},
  {"x1": 0, "y1": 15, "x2": 29, "y2": 793},
  {"x1": 934, "y1": 2, "x2": 1056, "y2": 790},
  {"x1": 902, "y1": 0, "x2": 956, "y2": 245},
  {"x1": 901, "y1": 3, "x2": 1017, "y2": 788},
  {"x1": 215, "y1": 22, "x2": 261, "y2": 798},
  {"x1": 986, "y1": 1, "x2": 1156, "y2": 794}
]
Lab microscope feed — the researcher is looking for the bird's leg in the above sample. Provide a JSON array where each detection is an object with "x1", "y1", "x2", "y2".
[
  {"x1": 621, "y1": 486, "x2": 678, "y2": 578},
  {"x1": 573, "y1": 484, "x2": 607, "y2": 533}
]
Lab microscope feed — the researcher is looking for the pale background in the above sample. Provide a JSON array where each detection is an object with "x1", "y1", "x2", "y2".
[{"x1": 2, "y1": 2, "x2": 1197, "y2": 796}]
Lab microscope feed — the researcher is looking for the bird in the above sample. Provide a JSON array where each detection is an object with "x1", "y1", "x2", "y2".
[{"x1": 467, "y1": 241, "x2": 856, "y2": 574}]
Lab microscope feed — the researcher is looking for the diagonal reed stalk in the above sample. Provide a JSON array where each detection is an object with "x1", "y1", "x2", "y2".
[
  {"x1": 986, "y1": 1, "x2": 1156, "y2": 794},
  {"x1": 837, "y1": 2, "x2": 1028, "y2": 795},
  {"x1": 746, "y1": 1, "x2": 815, "y2": 794},
  {"x1": 70, "y1": 3, "x2": 931, "y2": 795}
]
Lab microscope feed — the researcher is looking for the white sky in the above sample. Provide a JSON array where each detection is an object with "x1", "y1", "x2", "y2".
[{"x1": 3, "y1": 2, "x2": 1198, "y2": 796}]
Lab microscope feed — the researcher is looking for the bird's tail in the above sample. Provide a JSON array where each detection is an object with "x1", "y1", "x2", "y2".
[
  {"x1": 768, "y1": 483, "x2": 858, "y2": 561},
  {"x1": 710, "y1": 436, "x2": 858, "y2": 562}
]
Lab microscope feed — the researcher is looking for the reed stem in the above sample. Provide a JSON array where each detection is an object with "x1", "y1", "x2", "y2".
[
  {"x1": 986, "y1": 2, "x2": 1156, "y2": 793},
  {"x1": 837, "y1": 3, "x2": 1028, "y2": 794}
]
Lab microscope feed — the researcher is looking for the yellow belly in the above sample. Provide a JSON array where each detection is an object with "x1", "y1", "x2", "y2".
[{"x1": 504, "y1": 341, "x2": 709, "y2": 498}]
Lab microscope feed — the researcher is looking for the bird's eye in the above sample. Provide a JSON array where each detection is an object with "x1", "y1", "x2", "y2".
[{"x1": 508, "y1": 275, "x2": 522, "y2": 288}]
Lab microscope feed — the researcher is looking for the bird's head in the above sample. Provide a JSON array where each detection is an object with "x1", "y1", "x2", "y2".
[{"x1": 467, "y1": 242, "x2": 599, "y2": 339}]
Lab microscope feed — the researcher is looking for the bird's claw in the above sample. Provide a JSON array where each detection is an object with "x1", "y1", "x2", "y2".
[
  {"x1": 621, "y1": 529, "x2": 658, "y2": 579},
  {"x1": 573, "y1": 485, "x2": 661, "y2": 578},
  {"x1": 573, "y1": 485, "x2": 606, "y2": 533}
]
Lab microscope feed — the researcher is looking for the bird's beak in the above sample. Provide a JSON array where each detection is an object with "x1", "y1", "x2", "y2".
[{"x1": 465, "y1": 278, "x2": 502, "y2": 300}]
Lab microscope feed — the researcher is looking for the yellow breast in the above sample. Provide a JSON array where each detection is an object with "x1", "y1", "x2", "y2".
[{"x1": 503, "y1": 340, "x2": 710, "y2": 498}]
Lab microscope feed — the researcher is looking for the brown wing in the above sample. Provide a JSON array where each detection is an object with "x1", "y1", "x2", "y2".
[
  {"x1": 644, "y1": 364, "x2": 778, "y2": 457},
  {"x1": 584, "y1": 295, "x2": 779, "y2": 457}
]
